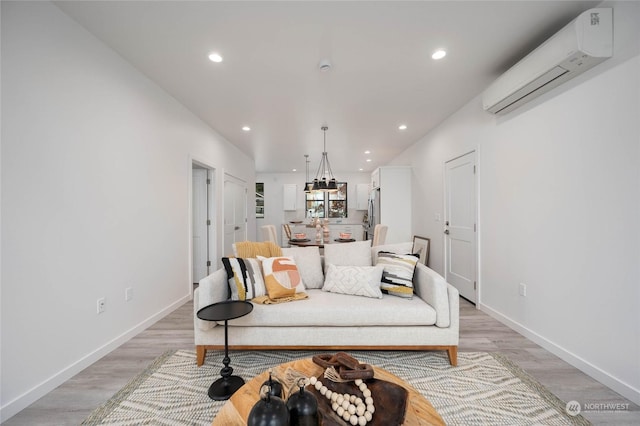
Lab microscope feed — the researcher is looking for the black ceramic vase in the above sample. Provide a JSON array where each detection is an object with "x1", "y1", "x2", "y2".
[
  {"x1": 247, "y1": 385, "x2": 290, "y2": 426},
  {"x1": 261, "y1": 371, "x2": 284, "y2": 398},
  {"x1": 286, "y1": 379, "x2": 319, "y2": 426}
]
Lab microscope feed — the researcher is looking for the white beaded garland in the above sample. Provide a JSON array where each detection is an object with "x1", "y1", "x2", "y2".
[{"x1": 308, "y1": 375, "x2": 375, "y2": 425}]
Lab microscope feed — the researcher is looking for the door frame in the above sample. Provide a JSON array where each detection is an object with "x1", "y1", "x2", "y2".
[
  {"x1": 443, "y1": 149, "x2": 480, "y2": 305},
  {"x1": 189, "y1": 158, "x2": 216, "y2": 296},
  {"x1": 223, "y1": 173, "x2": 248, "y2": 257}
]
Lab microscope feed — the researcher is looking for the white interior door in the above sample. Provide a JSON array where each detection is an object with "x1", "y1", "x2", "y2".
[
  {"x1": 444, "y1": 151, "x2": 477, "y2": 303},
  {"x1": 224, "y1": 175, "x2": 247, "y2": 256}
]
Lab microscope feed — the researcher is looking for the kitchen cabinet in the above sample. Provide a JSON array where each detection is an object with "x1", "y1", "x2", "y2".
[
  {"x1": 371, "y1": 169, "x2": 380, "y2": 189},
  {"x1": 330, "y1": 224, "x2": 364, "y2": 241},
  {"x1": 283, "y1": 184, "x2": 298, "y2": 211},
  {"x1": 355, "y1": 183, "x2": 370, "y2": 210}
]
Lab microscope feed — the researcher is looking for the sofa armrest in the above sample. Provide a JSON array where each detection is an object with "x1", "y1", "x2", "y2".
[
  {"x1": 413, "y1": 263, "x2": 455, "y2": 328},
  {"x1": 194, "y1": 268, "x2": 229, "y2": 331}
]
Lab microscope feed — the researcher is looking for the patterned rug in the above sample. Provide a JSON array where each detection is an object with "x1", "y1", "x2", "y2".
[{"x1": 82, "y1": 350, "x2": 590, "y2": 425}]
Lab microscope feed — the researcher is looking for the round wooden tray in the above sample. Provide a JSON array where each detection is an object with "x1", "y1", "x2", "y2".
[{"x1": 212, "y1": 358, "x2": 444, "y2": 425}]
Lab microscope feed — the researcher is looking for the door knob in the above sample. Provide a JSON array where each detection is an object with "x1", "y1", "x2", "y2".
[
  {"x1": 234, "y1": 226, "x2": 240, "y2": 230},
  {"x1": 444, "y1": 229, "x2": 450, "y2": 235}
]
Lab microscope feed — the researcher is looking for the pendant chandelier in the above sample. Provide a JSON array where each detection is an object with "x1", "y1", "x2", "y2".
[{"x1": 311, "y1": 126, "x2": 338, "y2": 192}]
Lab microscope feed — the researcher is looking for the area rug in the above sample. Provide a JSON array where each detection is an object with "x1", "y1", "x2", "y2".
[{"x1": 82, "y1": 350, "x2": 590, "y2": 425}]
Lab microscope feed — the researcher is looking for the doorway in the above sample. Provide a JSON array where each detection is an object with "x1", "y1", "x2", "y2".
[
  {"x1": 444, "y1": 151, "x2": 478, "y2": 303},
  {"x1": 223, "y1": 174, "x2": 247, "y2": 257},
  {"x1": 192, "y1": 163, "x2": 214, "y2": 285}
]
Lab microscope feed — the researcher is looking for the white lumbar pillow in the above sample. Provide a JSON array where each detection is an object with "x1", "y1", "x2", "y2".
[{"x1": 322, "y1": 264, "x2": 384, "y2": 299}]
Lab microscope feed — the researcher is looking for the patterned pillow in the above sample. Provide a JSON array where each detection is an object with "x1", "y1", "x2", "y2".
[
  {"x1": 259, "y1": 256, "x2": 307, "y2": 300},
  {"x1": 221, "y1": 257, "x2": 267, "y2": 301},
  {"x1": 322, "y1": 264, "x2": 384, "y2": 299},
  {"x1": 376, "y1": 252, "x2": 419, "y2": 299}
]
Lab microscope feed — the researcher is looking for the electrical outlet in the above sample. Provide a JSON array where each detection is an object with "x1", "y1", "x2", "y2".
[
  {"x1": 97, "y1": 298, "x2": 106, "y2": 314},
  {"x1": 125, "y1": 287, "x2": 133, "y2": 302},
  {"x1": 519, "y1": 283, "x2": 527, "y2": 297}
]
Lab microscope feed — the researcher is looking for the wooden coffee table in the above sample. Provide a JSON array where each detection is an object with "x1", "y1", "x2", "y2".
[{"x1": 212, "y1": 357, "x2": 444, "y2": 425}]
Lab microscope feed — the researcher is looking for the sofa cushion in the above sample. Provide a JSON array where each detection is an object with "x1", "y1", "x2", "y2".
[
  {"x1": 281, "y1": 246, "x2": 324, "y2": 289},
  {"x1": 224, "y1": 289, "x2": 437, "y2": 327},
  {"x1": 259, "y1": 256, "x2": 307, "y2": 299},
  {"x1": 221, "y1": 257, "x2": 267, "y2": 300},
  {"x1": 377, "y1": 252, "x2": 419, "y2": 299},
  {"x1": 322, "y1": 264, "x2": 384, "y2": 299},
  {"x1": 323, "y1": 240, "x2": 372, "y2": 273}
]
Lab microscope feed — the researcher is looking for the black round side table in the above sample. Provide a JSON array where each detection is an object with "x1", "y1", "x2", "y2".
[{"x1": 197, "y1": 300, "x2": 253, "y2": 400}]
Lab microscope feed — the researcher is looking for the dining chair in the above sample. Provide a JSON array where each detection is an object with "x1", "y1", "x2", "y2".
[
  {"x1": 283, "y1": 224, "x2": 292, "y2": 241},
  {"x1": 372, "y1": 224, "x2": 388, "y2": 246},
  {"x1": 261, "y1": 225, "x2": 278, "y2": 244}
]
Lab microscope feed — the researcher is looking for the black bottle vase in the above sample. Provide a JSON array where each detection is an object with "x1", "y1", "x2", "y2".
[
  {"x1": 261, "y1": 371, "x2": 284, "y2": 399},
  {"x1": 286, "y1": 379, "x2": 319, "y2": 426},
  {"x1": 247, "y1": 385, "x2": 289, "y2": 426}
]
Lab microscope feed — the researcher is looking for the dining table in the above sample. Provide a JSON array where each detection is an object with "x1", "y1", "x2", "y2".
[{"x1": 288, "y1": 238, "x2": 356, "y2": 248}]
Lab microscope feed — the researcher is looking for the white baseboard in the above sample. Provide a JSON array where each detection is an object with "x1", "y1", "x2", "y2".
[
  {"x1": 0, "y1": 294, "x2": 191, "y2": 422},
  {"x1": 478, "y1": 302, "x2": 640, "y2": 406}
]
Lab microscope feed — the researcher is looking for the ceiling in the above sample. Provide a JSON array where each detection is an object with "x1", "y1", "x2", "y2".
[{"x1": 54, "y1": 1, "x2": 599, "y2": 173}]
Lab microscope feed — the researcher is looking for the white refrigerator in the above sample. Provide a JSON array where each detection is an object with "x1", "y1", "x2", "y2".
[{"x1": 366, "y1": 188, "x2": 381, "y2": 240}]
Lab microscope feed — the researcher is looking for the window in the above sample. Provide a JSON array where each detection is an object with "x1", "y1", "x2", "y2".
[
  {"x1": 256, "y1": 182, "x2": 264, "y2": 218},
  {"x1": 305, "y1": 182, "x2": 347, "y2": 218}
]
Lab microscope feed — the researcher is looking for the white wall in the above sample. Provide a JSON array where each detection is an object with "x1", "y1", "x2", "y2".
[
  {"x1": 256, "y1": 172, "x2": 370, "y2": 242},
  {"x1": 389, "y1": 0, "x2": 640, "y2": 404},
  {"x1": 0, "y1": 2, "x2": 255, "y2": 420}
]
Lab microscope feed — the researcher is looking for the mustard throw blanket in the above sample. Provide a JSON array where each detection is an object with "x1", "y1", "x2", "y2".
[{"x1": 233, "y1": 241, "x2": 283, "y2": 258}]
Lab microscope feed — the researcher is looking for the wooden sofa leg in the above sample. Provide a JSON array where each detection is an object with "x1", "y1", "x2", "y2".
[
  {"x1": 196, "y1": 345, "x2": 206, "y2": 366},
  {"x1": 447, "y1": 346, "x2": 458, "y2": 367}
]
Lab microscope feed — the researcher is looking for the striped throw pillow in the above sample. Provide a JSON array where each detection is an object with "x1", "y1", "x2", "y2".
[
  {"x1": 376, "y1": 251, "x2": 419, "y2": 299},
  {"x1": 221, "y1": 257, "x2": 267, "y2": 301}
]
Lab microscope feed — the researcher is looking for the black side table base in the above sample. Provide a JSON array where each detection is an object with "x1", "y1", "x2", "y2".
[{"x1": 208, "y1": 375, "x2": 245, "y2": 400}]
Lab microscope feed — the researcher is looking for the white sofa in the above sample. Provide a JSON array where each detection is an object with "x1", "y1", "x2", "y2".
[{"x1": 193, "y1": 241, "x2": 459, "y2": 366}]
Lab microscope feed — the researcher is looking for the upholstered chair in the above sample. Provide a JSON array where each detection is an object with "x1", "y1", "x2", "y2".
[
  {"x1": 372, "y1": 224, "x2": 388, "y2": 246},
  {"x1": 261, "y1": 224, "x2": 278, "y2": 244}
]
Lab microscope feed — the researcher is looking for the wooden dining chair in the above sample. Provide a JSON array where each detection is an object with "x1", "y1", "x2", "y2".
[{"x1": 283, "y1": 224, "x2": 292, "y2": 241}]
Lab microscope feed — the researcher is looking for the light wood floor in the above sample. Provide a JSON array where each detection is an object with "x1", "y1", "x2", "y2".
[{"x1": 4, "y1": 297, "x2": 638, "y2": 425}]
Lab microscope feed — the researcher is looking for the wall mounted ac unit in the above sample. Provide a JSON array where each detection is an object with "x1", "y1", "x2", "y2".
[{"x1": 482, "y1": 8, "x2": 612, "y2": 115}]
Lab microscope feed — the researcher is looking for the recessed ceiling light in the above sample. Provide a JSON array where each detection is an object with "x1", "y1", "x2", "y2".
[
  {"x1": 364, "y1": 150, "x2": 371, "y2": 154},
  {"x1": 242, "y1": 126, "x2": 251, "y2": 131},
  {"x1": 432, "y1": 49, "x2": 446, "y2": 60},
  {"x1": 208, "y1": 52, "x2": 223, "y2": 63},
  {"x1": 366, "y1": 159, "x2": 372, "y2": 162},
  {"x1": 398, "y1": 124, "x2": 407, "y2": 130},
  {"x1": 359, "y1": 168, "x2": 364, "y2": 171},
  {"x1": 292, "y1": 169, "x2": 297, "y2": 172}
]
